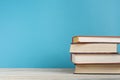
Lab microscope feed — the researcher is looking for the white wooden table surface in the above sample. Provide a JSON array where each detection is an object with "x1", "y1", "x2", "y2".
[{"x1": 0, "y1": 68, "x2": 120, "y2": 80}]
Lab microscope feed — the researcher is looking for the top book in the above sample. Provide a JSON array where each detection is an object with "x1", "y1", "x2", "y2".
[{"x1": 72, "y1": 36, "x2": 120, "y2": 43}]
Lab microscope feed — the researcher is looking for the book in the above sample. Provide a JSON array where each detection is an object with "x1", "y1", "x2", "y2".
[
  {"x1": 72, "y1": 53, "x2": 120, "y2": 64},
  {"x1": 72, "y1": 36, "x2": 120, "y2": 43},
  {"x1": 70, "y1": 43, "x2": 117, "y2": 53},
  {"x1": 74, "y1": 64, "x2": 120, "y2": 74}
]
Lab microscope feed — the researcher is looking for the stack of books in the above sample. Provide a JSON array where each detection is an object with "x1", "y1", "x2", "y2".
[{"x1": 70, "y1": 36, "x2": 120, "y2": 74}]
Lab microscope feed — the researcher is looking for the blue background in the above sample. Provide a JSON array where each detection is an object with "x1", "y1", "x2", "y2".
[{"x1": 0, "y1": 0, "x2": 120, "y2": 68}]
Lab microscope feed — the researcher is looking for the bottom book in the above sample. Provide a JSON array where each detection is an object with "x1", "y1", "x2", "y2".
[{"x1": 75, "y1": 64, "x2": 120, "y2": 74}]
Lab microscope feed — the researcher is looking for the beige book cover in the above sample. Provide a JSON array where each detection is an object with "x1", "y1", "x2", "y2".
[
  {"x1": 75, "y1": 64, "x2": 120, "y2": 74},
  {"x1": 72, "y1": 53, "x2": 120, "y2": 64},
  {"x1": 70, "y1": 43, "x2": 117, "y2": 53}
]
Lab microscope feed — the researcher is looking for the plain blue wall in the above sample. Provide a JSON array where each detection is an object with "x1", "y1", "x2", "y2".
[{"x1": 0, "y1": 0, "x2": 120, "y2": 68}]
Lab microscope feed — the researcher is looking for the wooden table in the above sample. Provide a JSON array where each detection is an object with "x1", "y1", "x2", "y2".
[{"x1": 0, "y1": 68, "x2": 120, "y2": 80}]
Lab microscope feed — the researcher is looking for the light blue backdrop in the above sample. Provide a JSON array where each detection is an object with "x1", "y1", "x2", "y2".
[{"x1": 0, "y1": 0, "x2": 120, "y2": 68}]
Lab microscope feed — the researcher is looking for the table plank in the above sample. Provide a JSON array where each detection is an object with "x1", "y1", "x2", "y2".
[{"x1": 0, "y1": 68, "x2": 119, "y2": 80}]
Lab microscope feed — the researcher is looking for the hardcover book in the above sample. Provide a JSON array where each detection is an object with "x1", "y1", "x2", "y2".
[
  {"x1": 72, "y1": 53, "x2": 120, "y2": 64},
  {"x1": 75, "y1": 64, "x2": 120, "y2": 73},
  {"x1": 72, "y1": 36, "x2": 120, "y2": 43},
  {"x1": 70, "y1": 43, "x2": 117, "y2": 53}
]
